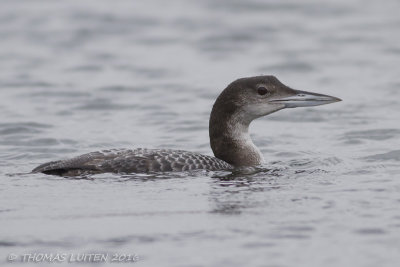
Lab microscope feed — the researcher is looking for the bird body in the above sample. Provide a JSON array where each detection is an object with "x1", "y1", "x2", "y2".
[
  {"x1": 32, "y1": 148, "x2": 232, "y2": 176},
  {"x1": 33, "y1": 75, "x2": 341, "y2": 176}
]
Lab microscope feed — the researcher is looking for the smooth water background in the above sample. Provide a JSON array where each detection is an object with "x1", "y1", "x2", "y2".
[{"x1": 1, "y1": 0, "x2": 400, "y2": 266}]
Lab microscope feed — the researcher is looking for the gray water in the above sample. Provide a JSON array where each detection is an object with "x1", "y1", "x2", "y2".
[{"x1": 1, "y1": 0, "x2": 400, "y2": 266}]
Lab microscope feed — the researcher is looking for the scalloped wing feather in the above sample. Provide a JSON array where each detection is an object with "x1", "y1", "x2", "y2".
[{"x1": 32, "y1": 148, "x2": 232, "y2": 176}]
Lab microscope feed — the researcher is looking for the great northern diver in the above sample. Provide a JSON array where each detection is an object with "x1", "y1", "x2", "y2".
[{"x1": 33, "y1": 76, "x2": 341, "y2": 176}]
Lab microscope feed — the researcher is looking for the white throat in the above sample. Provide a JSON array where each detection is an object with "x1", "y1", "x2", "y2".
[{"x1": 226, "y1": 111, "x2": 265, "y2": 164}]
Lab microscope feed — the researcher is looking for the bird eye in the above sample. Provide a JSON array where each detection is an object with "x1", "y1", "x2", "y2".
[{"x1": 257, "y1": 87, "x2": 269, "y2": 96}]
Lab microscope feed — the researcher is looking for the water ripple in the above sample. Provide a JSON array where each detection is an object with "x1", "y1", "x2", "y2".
[
  {"x1": 342, "y1": 129, "x2": 400, "y2": 142},
  {"x1": 363, "y1": 150, "x2": 400, "y2": 162},
  {"x1": 0, "y1": 122, "x2": 52, "y2": 135}
]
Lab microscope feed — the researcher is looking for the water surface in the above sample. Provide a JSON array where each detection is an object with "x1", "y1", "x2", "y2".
[{"x1": 1, "y1": 0, "x2": 400, "y2": 266}]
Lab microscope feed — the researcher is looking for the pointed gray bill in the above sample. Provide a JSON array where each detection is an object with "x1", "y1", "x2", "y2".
[{"x1": 269, "y1": 89, "x2": 342, "y2": 108}]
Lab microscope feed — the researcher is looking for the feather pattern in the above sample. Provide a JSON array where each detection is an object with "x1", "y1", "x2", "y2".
[{"x1": 32, "y1": 148, "x2": 233, "y2": 176}]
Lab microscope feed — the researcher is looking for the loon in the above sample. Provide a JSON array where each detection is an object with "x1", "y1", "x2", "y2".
[{"x1": 32, "y1": 76, "x2": 341, "y2": 176}]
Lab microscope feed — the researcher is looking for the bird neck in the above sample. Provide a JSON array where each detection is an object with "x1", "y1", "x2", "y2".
[{"x1": 209, "y1": 102, "x2": 264, "y2": 167}]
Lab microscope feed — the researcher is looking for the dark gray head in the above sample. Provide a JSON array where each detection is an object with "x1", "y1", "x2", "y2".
[
  {"x1": 212, "y1": 75, "x2": 341, "y2": 124},
  {"x1": 209, "y1": 75, "x2": 341, "y2": 166}
]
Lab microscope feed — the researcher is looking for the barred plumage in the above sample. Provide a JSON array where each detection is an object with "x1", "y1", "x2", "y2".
[{"x1": 32, "y1": 148, "x2": 233, "y2": 176}]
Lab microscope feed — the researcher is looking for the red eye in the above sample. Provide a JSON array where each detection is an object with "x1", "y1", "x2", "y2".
[{"x1": 257, "y1": 87, "x2": 269, "y2": 95}]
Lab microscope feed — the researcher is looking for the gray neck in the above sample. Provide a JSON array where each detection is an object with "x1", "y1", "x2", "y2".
[{"x1": 209, "y1": 102, "x2": 264, "y2": 167}]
